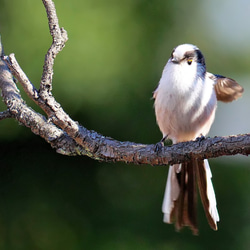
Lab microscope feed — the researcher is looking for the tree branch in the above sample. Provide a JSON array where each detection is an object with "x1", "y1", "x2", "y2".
[
  {"x1": 0, "y1": 0, "x2": 249, "y2": 167},
  {"x1": 40, "y1": 0, "x2": 68, "y2": 95},
  {"x1": 0, "y1": 110, "x2": 13, "y2": 120}
]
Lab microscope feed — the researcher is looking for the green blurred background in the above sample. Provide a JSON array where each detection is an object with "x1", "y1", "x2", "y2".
[{"x1": 0, "y1": 0, "x2": 249, "y2": 249}]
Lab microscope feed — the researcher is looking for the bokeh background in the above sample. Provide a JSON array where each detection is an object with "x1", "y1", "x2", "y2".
[{"x1": 0, "y1": 0, "x2": 249, "y2": 249}]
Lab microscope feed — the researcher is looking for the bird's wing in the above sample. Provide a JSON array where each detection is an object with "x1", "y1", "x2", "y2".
[{"x1": 208, "y1": 73, "x2": 244, "y2": 103}]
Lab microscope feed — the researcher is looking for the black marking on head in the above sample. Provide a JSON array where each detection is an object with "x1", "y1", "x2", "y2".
[
  {"x1": 195, "y1": 49, "x2": 206, "y2": 76},
  {"x1": 195, "y1": 49, "x2": 205, "y2": 66},
  {"x1": 183, "y1": 49, "x2": 205, "y2": 66}
]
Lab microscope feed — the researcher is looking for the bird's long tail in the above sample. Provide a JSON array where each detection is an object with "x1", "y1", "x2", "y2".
[{"x1": 162, "y1": 159, "x2": 219, "y2": 234}]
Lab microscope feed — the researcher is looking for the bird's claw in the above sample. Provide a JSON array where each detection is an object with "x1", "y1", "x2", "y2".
[
  {"x1": 195, "y1": 134, "x2": 206, "y2": 142},
  {"x1": 154, "y1": 135, "x2": 168, "y2": 153},
  {"x1": 154, "y1": 141, "x2": 164, "y2": 153}
]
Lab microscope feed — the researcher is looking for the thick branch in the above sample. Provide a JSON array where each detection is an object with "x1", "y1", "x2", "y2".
[
  {"x1": 0, "y1": 110, "x2": 13, "y2": 120},
  {"x1": 60, "y1": 130, "x2": 250, "y2": 165}
]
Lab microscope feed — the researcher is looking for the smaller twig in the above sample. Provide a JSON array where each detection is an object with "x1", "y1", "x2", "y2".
[
  {"x1": 3, "y1": 53, "x2": 56, "y2": 117},
  {"x1": 0, "y1": 110, "x2": 13, "y2": 121},
  {"x1": 40, "y1": 0, "x2": 68, "y2": 95},
  {"x1": 4, "y1": 54, "x2": 40, "y2": 100}
]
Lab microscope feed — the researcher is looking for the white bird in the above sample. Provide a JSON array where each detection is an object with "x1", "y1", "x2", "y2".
[{"x1": 153, "y1": 44, "x2": 243, "y2": 234}]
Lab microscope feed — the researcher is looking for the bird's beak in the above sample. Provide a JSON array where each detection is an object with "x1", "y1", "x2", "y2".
[{"x1": 171, "y1": 57, "x2": 179, "y2": 64}]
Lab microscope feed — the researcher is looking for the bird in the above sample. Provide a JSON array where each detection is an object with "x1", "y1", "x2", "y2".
[{"x1": 153, "y1": 43, "x2": 244, "y2": 234}]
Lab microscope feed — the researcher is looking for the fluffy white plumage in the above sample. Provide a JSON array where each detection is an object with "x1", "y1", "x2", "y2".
[{"x1": 154, "y1": 44, "x2": 217, "y2": 143}]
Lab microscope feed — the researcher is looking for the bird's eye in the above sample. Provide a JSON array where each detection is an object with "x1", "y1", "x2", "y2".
[{"x1": 187, "y1": 59, "x2": 192, "y2": 65}]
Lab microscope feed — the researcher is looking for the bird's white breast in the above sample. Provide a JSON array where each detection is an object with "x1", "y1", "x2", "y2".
[{"x1": 154, "y1": 61, "x2": 217, "y2": 143}]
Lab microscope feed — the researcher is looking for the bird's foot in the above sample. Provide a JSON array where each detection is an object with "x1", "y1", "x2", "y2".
[
  {"x1": 195, "y1": 134, "x2": 206, "y2": 142},
  {"x1": 154, "y1": 141, "x2": 164, "y2": 153},
  {"x1": 154, "y1": 135, "x2": 168, "y2": 153}
]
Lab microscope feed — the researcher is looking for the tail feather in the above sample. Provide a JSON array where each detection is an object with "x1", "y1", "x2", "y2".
[
  {"x1": 186, "y1": 160, "x2": 198, "y2": 233},
  {"x1": 162, "y1": 159, "x2": 219, "y2": 234},
  {"x1": 162, "y1": 164, "x2": 180, "y2": 223},
  {"x1": 175, "y1": 161, "x2": 198, "y2": 234},
  {"x1": 195, "y1": 159, "x2": 219, "y2": 230}
]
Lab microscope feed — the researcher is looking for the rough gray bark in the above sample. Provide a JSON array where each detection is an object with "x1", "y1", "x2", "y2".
[{"x1": 0, "y1": 0, "x2": 249, "y2": 166}]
